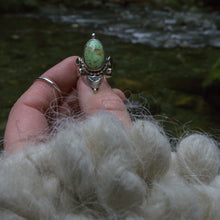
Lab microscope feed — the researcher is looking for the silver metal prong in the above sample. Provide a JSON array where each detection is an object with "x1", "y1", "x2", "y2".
[
  {"x1": 76, "y1": 57, "x2": 81, "y2": 65},
  {"x1": 107, "y1": 68, "x2": 111, "y2": 74},
  {"x1": 93, "y1": 88, "x2": 98, "y2": 93},
  {"x1": 92, "y1": 33, "x2": 96, "y2": 38}
]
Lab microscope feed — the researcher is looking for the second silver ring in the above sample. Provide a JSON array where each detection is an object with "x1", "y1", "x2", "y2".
[{"x1": 36, "y1": 77, "x2": 62, "y2": 94}]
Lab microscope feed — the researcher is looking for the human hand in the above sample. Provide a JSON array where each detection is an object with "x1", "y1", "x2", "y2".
[{"x1": 4, "y1": 56, "x2": 131, "y2": 153}]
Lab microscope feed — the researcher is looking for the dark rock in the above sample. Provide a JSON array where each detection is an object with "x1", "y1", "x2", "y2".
[{"x1": 202, "y1": 0, "x2": 220, "y2": 7}]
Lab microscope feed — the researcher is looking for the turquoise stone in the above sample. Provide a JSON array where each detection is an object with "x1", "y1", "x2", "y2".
[{"x1": 84, "y1": 39, "x2": 105, "y2": 70}]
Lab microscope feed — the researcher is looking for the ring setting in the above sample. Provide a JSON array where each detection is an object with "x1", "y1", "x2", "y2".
[{"x1": 76, "y1": 33, "x2": 112, "y2": 93}]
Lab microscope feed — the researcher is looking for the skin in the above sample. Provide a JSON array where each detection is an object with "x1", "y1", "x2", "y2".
[{"x1": 4, "y1": 56, "x2": 131, "y2": 153}]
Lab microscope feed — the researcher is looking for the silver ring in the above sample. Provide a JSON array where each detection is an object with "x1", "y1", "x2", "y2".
[
  {"x1": 76, "y1": 33, "x2": 112, "y2": 93},
  {"x1": 36, "y1": 77, "x2": 62, "y2": 93}
]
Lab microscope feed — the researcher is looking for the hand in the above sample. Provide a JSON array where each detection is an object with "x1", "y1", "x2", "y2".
[{"x1": 4, "y1": 56, "x2": 131, "y2": 153}]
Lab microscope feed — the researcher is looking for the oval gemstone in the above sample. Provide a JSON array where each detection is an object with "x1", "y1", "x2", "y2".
[{"x1": 84, "y1": 39, "x2": 105, "y2": 70}]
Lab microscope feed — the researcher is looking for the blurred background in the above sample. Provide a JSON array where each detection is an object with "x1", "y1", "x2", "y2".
[{"x1": 0, "y1": 0, "x2": 220, "y2": 147}]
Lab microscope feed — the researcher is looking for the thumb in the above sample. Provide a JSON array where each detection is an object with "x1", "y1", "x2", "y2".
[{"x1": 77, "y1": 77, "x2": 131, "y2": 128}]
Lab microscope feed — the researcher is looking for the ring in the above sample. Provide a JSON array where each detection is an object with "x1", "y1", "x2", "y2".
[
  {"x1": 76, "y1": 33, "x2": 112, "y2": 93},
  {"x1": 36, "y1": 77, "x2": 62, "y2": 93}
]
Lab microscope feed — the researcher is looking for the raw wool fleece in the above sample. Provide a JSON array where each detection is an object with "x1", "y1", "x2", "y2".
[{"x1": 0, "y1": 112, "x2": 220, "y2": 220}]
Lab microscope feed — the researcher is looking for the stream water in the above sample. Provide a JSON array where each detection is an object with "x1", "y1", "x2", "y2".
[
  {"x1": 29, "y1": 7, "x2": 220, "y2": 48},
  {"x1": 0, "y1": 7, "x2": 220, "y2": 147}
]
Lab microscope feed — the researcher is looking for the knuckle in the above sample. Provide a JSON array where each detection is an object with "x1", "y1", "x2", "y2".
[{"x1": 100, "y1": 96, "x2": 126, "y2": 112}]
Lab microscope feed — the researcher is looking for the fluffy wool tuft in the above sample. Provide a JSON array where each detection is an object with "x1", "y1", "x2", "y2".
[
  {"x1": 176, "y1": 134, "x2": 220, "y2": 183},
  {"x1": 0, "y1": 112, "x2": 220, "y2": 219}
]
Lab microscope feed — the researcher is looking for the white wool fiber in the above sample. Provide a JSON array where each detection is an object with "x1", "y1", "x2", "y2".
[
  {"x1": 129, "y1": 120, "x2": 171, "y2": 184},
  {"x1": 176, "y1": 134, "x2": 220, "y2": 183},
  {"x1": 0, "y1": 112, "x2": 220, "y2": 219}
]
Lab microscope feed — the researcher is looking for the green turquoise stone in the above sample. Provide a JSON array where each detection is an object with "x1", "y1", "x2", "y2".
[{"x1": 84, "y1": 39, "x2": 105, "y2": 70}]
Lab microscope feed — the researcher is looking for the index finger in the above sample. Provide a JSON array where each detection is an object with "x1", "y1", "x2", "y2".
[
  {"x1": 41, "y1": 56, "x2": 79, "y2": 94},
  {"x1": 21, "y1": 56, "x2": 79, "y2": 112},
  {"x1": 4, "y1": 56, "x2": 79, "y2": 151}
]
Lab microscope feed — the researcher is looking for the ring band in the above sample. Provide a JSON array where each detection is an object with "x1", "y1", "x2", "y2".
[{"x1": 37, "y1": 77, "x2": 62, "y2": 93}]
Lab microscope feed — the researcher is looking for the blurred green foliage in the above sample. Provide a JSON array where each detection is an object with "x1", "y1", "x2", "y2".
[
  {"x1": 203, "y1": 58, "x2": 220, "y2": 87},
  {"x1": 202, "y1": 58, "x2": 220, "y2": 109}
]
